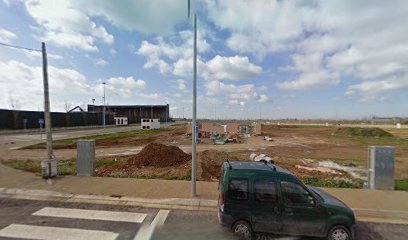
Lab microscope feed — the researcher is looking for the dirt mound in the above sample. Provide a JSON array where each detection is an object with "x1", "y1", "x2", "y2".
[
  {"x1": 127, "y1": 143, "x2": 191, "y2": 167},
  {"x1": 200, "y1": 150, "x2": 239, "y2": 181},
  {"x1": 334, "y1": 127, "x2": 393, "y2": 137}
]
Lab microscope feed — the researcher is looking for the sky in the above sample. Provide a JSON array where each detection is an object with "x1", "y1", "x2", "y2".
[{"x1": 0, "y1": 0, "x2": 408, "y2": 119}]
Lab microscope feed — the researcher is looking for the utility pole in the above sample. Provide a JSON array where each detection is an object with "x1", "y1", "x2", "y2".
[
  {"x1": 191, "y1": 13, "x2": 197, "y2": 197},
  {"x1": 102, "y1": 82, "x2": 106, "y2": 128},
  {"x1": 41, "y1": 42, "x2": 57, "y2": 178}
]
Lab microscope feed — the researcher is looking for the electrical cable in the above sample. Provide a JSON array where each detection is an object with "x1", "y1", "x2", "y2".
[{"x1": 0, "y1": 42, "x2": 41, "y2": 52}]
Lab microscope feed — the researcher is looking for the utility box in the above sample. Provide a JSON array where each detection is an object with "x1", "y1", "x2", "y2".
[
  {"x1": 141, "y1": 118, "x2": 160, "y2": 130},
  {"x1": 368, "y1": 146, "x2": 395, "y2": 190},
  {"x1": 41, "y1": 159, "x2": 57, "y2": 178},
  {"x1": 76, "y1": 140, "x2": 95, "y2": 176}
]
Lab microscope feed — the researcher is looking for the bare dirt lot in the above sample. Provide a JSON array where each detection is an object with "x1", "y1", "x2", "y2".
[{"x1": 2, "y1": 123, "x2": 408, "y2": 183}]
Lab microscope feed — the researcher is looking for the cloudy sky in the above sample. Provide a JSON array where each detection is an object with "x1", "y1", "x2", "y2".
[{"x1": 1, "y1": 0, "x2": 408, "y2": 119}]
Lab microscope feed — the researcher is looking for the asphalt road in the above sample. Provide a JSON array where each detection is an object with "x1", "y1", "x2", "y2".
[
  {"x1": 0, "y1": 124, "x2": 145, "y2": 150},
  {"x1": 0, "y1": 198, "x2": 407, "y2": 240}
]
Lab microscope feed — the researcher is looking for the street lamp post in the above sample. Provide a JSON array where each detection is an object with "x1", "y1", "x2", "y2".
[{"x1": 191, "y1": 13, "x2": 197, "y2": 197}]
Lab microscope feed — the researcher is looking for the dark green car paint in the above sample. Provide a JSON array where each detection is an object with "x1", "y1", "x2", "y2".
[{"x1": 218, "y1": 161, "x2": 355, "y2": 238}]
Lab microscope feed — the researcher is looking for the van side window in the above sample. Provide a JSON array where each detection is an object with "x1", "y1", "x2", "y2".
[
  {"x1": 281, "y1": 181, "x2": 314, "y2": 206},
  {"x1": 254, "y1": 180, "x2": 278, "y2": 203},
  {"x1": 228, "y1": 178, "x2": 248, "y2": 201}
]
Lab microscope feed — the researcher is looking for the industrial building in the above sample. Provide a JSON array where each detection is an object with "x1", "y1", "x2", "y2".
[{"x1": 87, "y1": 104, "x2": 170, "y2": 124}]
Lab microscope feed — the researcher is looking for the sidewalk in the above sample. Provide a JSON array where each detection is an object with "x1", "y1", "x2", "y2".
[{"x1": 1, "y1": 163, "x2": 408, "y2": 223}]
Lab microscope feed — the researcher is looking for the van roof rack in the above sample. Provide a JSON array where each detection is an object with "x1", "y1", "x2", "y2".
[
  {"x1": 263, "y1": 160, "x2": 276, "y2": 171},
  {"x1": 226, "y1": 160, "x2": 232, "y2": 170}
]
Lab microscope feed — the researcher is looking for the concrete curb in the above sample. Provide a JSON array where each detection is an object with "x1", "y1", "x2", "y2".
[
  {"x1": 0, "y1": 188, "x2": 217, "y2": 211},
  {"x1": 1, "y1": 187, "x2": 408, "y2": 225}
]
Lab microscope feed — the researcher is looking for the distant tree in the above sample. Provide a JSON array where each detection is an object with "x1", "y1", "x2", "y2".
[
  {"x1": 9, "y1": 93, "x2": 20, "y2": 110},
  {"x1": 64, "y1": 101, "x2": 72, "y2": 112}
]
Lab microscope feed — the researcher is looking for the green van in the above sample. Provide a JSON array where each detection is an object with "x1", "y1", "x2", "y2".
[{"x1": 217, "y1": 161, "x2": 355, "y2": 240}]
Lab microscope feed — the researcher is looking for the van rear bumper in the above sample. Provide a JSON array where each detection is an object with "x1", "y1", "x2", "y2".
[{"x1": 218, "y1": 209, "x2": 234, "y2": 228}]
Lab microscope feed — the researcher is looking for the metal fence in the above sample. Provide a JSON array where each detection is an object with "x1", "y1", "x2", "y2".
[{"x1": 0, "y1": 109, "x2": 113, "y2": 129}]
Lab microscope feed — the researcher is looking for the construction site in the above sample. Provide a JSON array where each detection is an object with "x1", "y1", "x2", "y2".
[{"x1": 2, "y1": 121, "x2": 407, "y2": 189}]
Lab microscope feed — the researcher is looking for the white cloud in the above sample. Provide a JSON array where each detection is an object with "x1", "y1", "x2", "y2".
[
  {"x1": 205, "y1": 80, "x2": 269, "y2": 104},
  {"x1": 23, "y1": 49, "x2": 63, "y2": 60},
  {"x1": 203, "y1": 55, "x2": 262, "y2": 81},
  {"x1": 345, "y1": 75, "x2": 408, "y2": 102},
  {"x1": 0, "y1": 60, "x2": 162, "y2": 110},
  {"x1": 94, "y1": 58, "x2": 108, "y2": 66},
  {"x1": 19, "y1": 0, "x2": 114, "y2": 51},
  {"x1": 205, "y1": 0, "x2": 408, "y2": 100},
  {"x1": 276, "y1": 53, "x2": 340, "y2": 90},
  {"x1": 0, "y1": 60, "x2": 92, "y2": 111},
  {"x1": 109, "y1": 48, "x2": 117, "y2": 55},
  {"x1": 105, "y1": 76, "x2": 146, "y2": 98},
  {"x1": 137, "y1": 28, "x2": 212, "y2": 75},
  {"x1": 174, "y1": 79, "x2": 187, "y2": 91},
  {"x1": 205, "y1": 0, "x2": 311, "y2": 58},
  {"x1": 0, "y1": 28, "x2": 17, "y2": 43}
]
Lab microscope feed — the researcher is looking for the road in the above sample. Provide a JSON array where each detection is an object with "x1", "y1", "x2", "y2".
[
  {"x1": 0, "y1": 125, "x2": 145, "y2": 151},
  {"x1": 0, "y1": 198, "x2": 407, "y2": 240}
]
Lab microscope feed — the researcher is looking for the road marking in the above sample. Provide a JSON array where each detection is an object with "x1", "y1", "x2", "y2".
[
  {"x1": 134, "y1": 209, "x2": 170, "y2": 240},
  {"x1": 33, "y1": 207, "x2": 147, "y2": 223},
  {"x1": 0, "y1": 224, "x2": 119, "y2": 240}
]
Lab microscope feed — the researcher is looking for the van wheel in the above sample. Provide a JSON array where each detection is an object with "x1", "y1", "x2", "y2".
[
  {"x1": 327, "y1": 225, "x2": 352, "y2": 240},
  {"x1": 232, "y1": 220, "x2": 253, "y2": 240}
]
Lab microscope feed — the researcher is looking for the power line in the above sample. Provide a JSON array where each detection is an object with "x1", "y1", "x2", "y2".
[{"x1": 0, "y1": 42, "x2": 41, "y2": 52}]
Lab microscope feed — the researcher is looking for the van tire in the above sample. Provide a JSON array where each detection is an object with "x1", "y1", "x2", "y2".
[
  {"x1": 232, "y1": 220, "x2": 253, "y2": 240},
  {"x1": 327, "y1": 225, "x2": 352, "y2": 240}
]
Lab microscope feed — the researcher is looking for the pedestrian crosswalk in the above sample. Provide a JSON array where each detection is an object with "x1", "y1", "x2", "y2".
[
  {"x1": 0, "y1": 224, "x2": 119, "y2": 240},
  {"x1": 0, "y1": 206, "x2": 169, "y2": 240},
  {"x1": 33, "y1": 207, "x2": 147, "y2": 223}
]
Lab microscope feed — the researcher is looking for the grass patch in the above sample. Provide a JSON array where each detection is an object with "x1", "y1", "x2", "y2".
[
  {"x1": 303, "y1": 176, "x2": 364, "y2": 189},
  {"x1": 395, "y1": 179, "x2": 408, "y2": 191},
  {"x1": 23, "y1": 128, "x2": 168, "y2": 150},
  {"x1": 2, "y1": 160, "x2": 41, "y2": 173},
  {"x1": 334, "y1": 127, "x2": 393, "y2": 137},
  {"x1": 164, "y1": 173, "x2": 192, "y2": 181},
  {"x1": 1, "y1": 158, "x2": 125, "y2": 176}
]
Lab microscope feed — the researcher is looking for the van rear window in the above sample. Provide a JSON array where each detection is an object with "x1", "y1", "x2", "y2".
[{"x1": 228, "y1": 178, "x2": 248, "y2": 201}]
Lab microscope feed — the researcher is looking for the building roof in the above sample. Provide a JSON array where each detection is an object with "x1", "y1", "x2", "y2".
[{"x1": 88, "y1": 104, "x2": 168, "y2": 108}]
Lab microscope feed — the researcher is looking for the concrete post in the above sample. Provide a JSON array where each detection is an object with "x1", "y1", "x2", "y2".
[{"x1": 77, "y1": 140, "x2": 96, "y2": 176}]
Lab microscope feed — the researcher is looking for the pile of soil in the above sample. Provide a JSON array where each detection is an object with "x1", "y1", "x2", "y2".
[
  {"x1": 127, "y1": 143, "x2": 191, "y2": 167},
  {"x1": 200, "y1": 150, "x2": 239, "y2": 181},
  {"x1": 334, "y1": 127, "x2": 393, "y2": 137}
]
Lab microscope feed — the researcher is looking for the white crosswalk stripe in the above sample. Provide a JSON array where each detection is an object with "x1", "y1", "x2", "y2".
[
  {"x1": 33, "y1": 207, "x2": 147, "y2": 223},
  {"x1": 0, "y1": 206, "x2": 169, "y2": 240},
  {"x1": 134, "y1": 210, "x2": 170, "y2": 240},
  {"x1": 0, "y1": 224, "x2": 119, "y2": 240}
]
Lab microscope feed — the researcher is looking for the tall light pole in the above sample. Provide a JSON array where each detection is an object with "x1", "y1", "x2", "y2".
[
  {"x1": 188, "y1": 0, "x2": 197, "y2": 197},
  {"x1": 102, "y1": 81, "x2": 106, "y2": 128}
]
